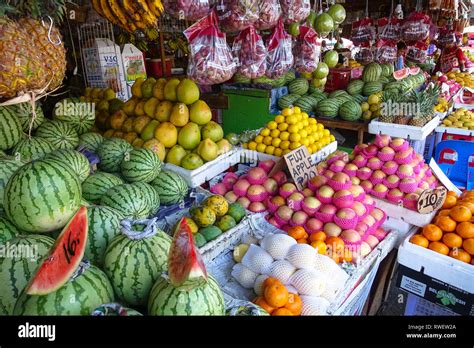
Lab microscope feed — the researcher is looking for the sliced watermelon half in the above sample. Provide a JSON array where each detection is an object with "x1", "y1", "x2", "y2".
[
  {"x1": 393, "y1": 68, "x2": 410, "y2": 80},
  {"x1": 168, "y1": 217, "x2": 208, "y2": 289},
  {"x1": 409, "y1": 66, "x2": 421, "y2": 75},
  {"x1": 25, "y1": 206, "x2": 89, "y2": 295}
]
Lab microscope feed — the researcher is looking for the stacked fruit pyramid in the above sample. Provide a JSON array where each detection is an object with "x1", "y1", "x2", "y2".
[
  {"x1": 337, "y1": 135, "x2": 440, "y2": 211},
  {"x1": 95, "y1": 77, "x2": 233, "y2": 170},
  {"x1": 231, "y1": 232, "x2": 350, "y2": 315},
  {"x1": 243, "y1": 106, "x2": 335, "y2": 156},
  {"x1": 410, "y1": 190, "x2": 474, "y2": 265},
  {"x1": 440, "y1": 108, "x2": 474, "y2": 130}
]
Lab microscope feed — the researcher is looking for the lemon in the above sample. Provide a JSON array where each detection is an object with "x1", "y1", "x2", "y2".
[
  {"x1": 361, "y1": 102, "x2": 370, "y2": 112},
  {"x1": 368, "y1": 95, "x2": 380, "y2": 105},
  {"x1": 317, "y1": 124, "x2": 324, "y2": 131},
  {"x1": 265, "y1": 146, "x2": 275, "y2": 155},
  {"x1": 290, "y1": 142, "x2": 301, "y2": 150},
  {"x1": 274, "y1": 148, "x2": 283, "y2": 157},
  {"x1": 307, "y1": 146, "x2": 314, "y2": 154},
  {"x1": 263, "y1": 136, "x2": 273, "y2": 146},
  {"x1": 280, "y1": 131, "x2": 290, "y2": 141},
  {"x1": 309, "y1": 118, "x2": 317, "y2": 125},
  {"x1": 288, "y1": 124, "x2": 299, "y2": 133},
  {"x1": 302, "y1": 113, "x2": 309, "y2": 120},
  {"x1": 255, "y1": 135, "x2": 264, "y2": 143},
  {"x1": 278, "y1": 123, "x2": 289, "y2": 131},
  {"x1": 323, "y1": 129, "x2": 330, "y2": 137},
  {"x1": 280, "y1": 140, "x2": 290, "y2": 150},
  {"x1": 313, "y1": 132, "x2": 320, "y2": 141},
  {"x1": 329, "y1": 135, "x2": 335, "y2": 142},
  {"x1": 286, "y1": 115, "x2": 297, "y2": 125},
  {"x1": 295, "y1": 114, "x2": 302, "y2": 122},
  {"x1": 308, "y1": 135, "x2": 315, "y2": 144},
  {"x1": 260, "y1": 128, "x2": 270, "y2": 136},
  {"x1": 299, "y1": 129, "x2": 308, "y2": 138},
  {"x1": 283, "y1": 149, "x2": 291, "y2": 155},
  {"x1": 271, "y1": 129, "x2": 280, "y2": 138},
  {"x1": 302, "y1": 119, "x2": 309, "y2": 127},
  {"x1": 275, "y1": 115, "x2": 285, "y2": 124},
  {"x1": 290, "y1": 133, "x2": 301, "y2": 142},
  {"x1": 293, "y1": 107, "x2": 301, "y2": 114},
  {"x1": 272, "y1": 138, "x2": 282, "y2": 148},
  {"x1": 301, "y1": 138, "x2": 310, "y2": 148},
  {"x1": 267, "y1": 121, "x2": 278, "y2": 130},
  {"x1": 311, "y1": 124, "x2": 318, "y2": 132},
  {"x1": 282, "y1": 108, "x2": 294, "y2": 117},
  {"x1": 370, "y1": 104, "x2": 379, "y2": 112},
  {"x1": 248, "y1": 141, "x2": 257, "y2": 150},
  {"x1": 256, "y1": 143, "x2": 267, "y2": 153}
]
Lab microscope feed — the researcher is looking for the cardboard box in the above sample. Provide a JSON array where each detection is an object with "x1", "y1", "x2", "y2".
[{"x1": 122, "y1": 44, "x2": 147, "y2": 97}]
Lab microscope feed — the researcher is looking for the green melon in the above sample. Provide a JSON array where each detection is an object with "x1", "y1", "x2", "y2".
[
  {"x1": 0, "y1": 234, "x2": 55, "y2": 315},
  {"x1": 35, "y1": 120, "x2": 79, "y2": 150},
  {"x1": 100, "y1": 183, "x2": 150, "y2": 219},
  {"x1": 104, "y1": 229, "x2": 172, "y2": 307},
  {"x1": 0, "y1": 158, "x2": 25, "y2": 214},
  {"x1": 81, "y1": 171, "x2": 124, "y2": 203},
  {"x1": 0, "y1": 106, "x2": 23, "y2": 150},
  {"x1": 78, "y1": 132, "x2": 104, "y2": 153},
  {"x1": 97, "y1": 137, "x2": 133, "y2": 173},
  {"x1": 339, "y1": 101, "x2": 363, "y2": 121},
  {"x1": 347, "y1": 80, "x2": 365, "y2": 95},
  {"x1": 9, "y1": 103, "x2": 45, "y2": 133},
  {"x1": 148, "y1": 275, "x2": 225, "y2": 316},
  {"x1": 362, "y1": 81, "x2": 384, "y2": 96},
  {"x1": 14, "y1": 263, "x2": 114, "y2": 315},
  {"x1": 151, "y1": 170, "x2": 188, "y2": 206},
  {"x1": 194, "y1": 233, "x2": 207, "y2": 248},
  {"x1": 120, "y1": 148, "x2": 162, "y2": 183},
  {"x1": 278, "y1": 94, "x2": 301, "y2": 109},
  {"x1": 133, "y1": 182, "x2": 160, "y2": 216},
  {"x1": 45, "y1": 149, "x2": 90, "y2": 183},
  {"x1": 11, "y1": 137, "x2": 55, "y2": 161},
  {"x1": 4, "y1": 159, "x2": 82, "y2": 233},
  {"x1": 53, "y1": 98, "x2": 95, "y2": 135},
  {"x1": 0, "y1": 216, "x2": 20, "y2": 244},
  {"x1": 288, "y1": 78, "x2": 309, "y2": 95},
  {"x1": 329, "y1": 90, "x2": 349, "y2": 99},
  {"x1": 315, "y1": 99, "x2": 340, "y2": 118},
  {"x1": 200, "y1": 226, "x2": 223, "y2": 242},
  {"x1": 362, "y1": 63, "x2": 382, "y2": 82}
]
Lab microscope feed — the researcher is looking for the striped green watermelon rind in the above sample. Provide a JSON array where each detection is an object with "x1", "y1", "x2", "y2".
[
  {"x1": 14, "y1": 263, "x2": 114, "y2": 315},
  {"x1": 120, "y1": 148, "x2": 162, "y2": 183},
  {"x1": 53, "y1": 98, "x2": 96, "y2": 135},
  {"x1": 11, "y1": 137, "x2": 55, "y2": 162},
  {"x1": 81, "y1": 171, "x2": 124, "y2": 204},
  {"x1": 148, "y1": 275, "x2": 225, "y2": 316},
  {"x1": 100, "y1": 183, "x2": 150, "y2": 220},
  {"x1": 362, "y1": 63, "x2": 382, "y2": 82},
  {"x1": 97, "y1": 138, "x2": 133, "y2": 173},
  {"x1": 339, "y1": 100, "x2": 363, "y2": 121},
  {"x1": 78, "y1": 132, "x2": 104, "y2": 153},
  {"x1": 0, "y1": 216, "x2": 21, "y2": 244},
  {"x1": 316, "y1": 99, "x2": 340, "y2": 118},
  {"x1": 133, "y1": 182, "x2": 160, "y2": 216},
  {"x1": 347, "y1": 80, "x2": 365, "y2": 95},
  {"x1": 0, "y1": 234, "x2": 55, "y2": 315},
  {"x1": 0, "y1": 158, "x2": 25, "y2": 214},
  {"x1": 151, "y1": 170, "x2": 188, "y2": 206},
  {"x1": 0, "y1": 106, "x2": 23, "y2": 150},
  {"x1": 328, "y1": 90, "x2": 349, "y2": 99},
  {"x1": 10, "y1": 103, "x2": 45, "y2": 133},
  {"x1": 288, "y1": 78, "x2": 309, "y2": 95},
  {"x1": 85, "y1": 205, "x2": 124, "y2": 267},
  {"x1": 35, "y1": 120, "x2": 79, "y2": 150},
  {"x1": 103, "y1": 229, "x2": 172, "y2": 307},
  {"x1": 4, "y1": 159, "x2": 82, "y2": 233},
  {"x1": 294, "y1": 96, "x2": 315, "y2": 114},
  {"x1": 45, "y1": 149, "x2": 91, "y2": 183},
  {"x1": 353, "y1": 94, "x2": 366, "y2": 104},
  {"x1": 278, "y1": 94, "x2": 301, "y2": 110},
  {"x1": 362, "y1": 81, "x2": 384, "y2": 96}
]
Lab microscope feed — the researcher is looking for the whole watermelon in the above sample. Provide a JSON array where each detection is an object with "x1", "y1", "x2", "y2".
[
  {"x1": 363, "y1": 81, "x2": 384, "y2": 96},
  {"x1": 35, "y1": 120, "x2": 79, "y2": 150},
  {"x1": 0, "y1": 106, "x2": 23, "y2": 150},
  {"x1": 0, "y1": 216, "x2": 21, "y2": 244},
  {"x1": 9, "y1": 103, "x2": 46, "y2": 133},
  {"x1": 120, "y1": 148, "x2": 162, "y2": 183},
  {"x1": 339, "y1": 101, "x2": 363, "y2": 121},
  {"x1": 104, "y1": 228, "x2": 172, "y2": 307},
  {"x1": 14, "y1": 263, "x2": 114, "y2": 315},
  {"x1": 347, "y1": 80, "x2": 365, "y2": 96},
  {"x1": 100, "y1": 184, "x2": 150, "y2": 219},
  {"x1": 53, "y1": 98, "x2": 95, "y2": 135},
  {"x1": 12, "y1": 137, "x2": 55, "y2": 161},
  {"x1": 0, "y1": 158, "x2": 25, "y2": 214},
  {"x1": 316, "y1": 99, "x2": 340, "y2": 118},
  {"x1": 362, "y1": 63, "x2": 382, "y2": 82},
  {"x1": 288, "y1": 78, "x2": 309, "y2": 95},
  {"x1": 133, "y1": 182, "x2": 160, "y2": 216},
  {"x1": 97, "y1": 138, "x2": 133, "y2": 173},
  {"x1": 45, "y1": 149, "x2": 91, "y2": 183},
  {"x1": 81, "y1": 171, "x2": 124, "y2": 204},
  {"x1": 0, "y1": 235, "x2": 55, "y2": 315},
  {"x1": 148, "y1": 275, "x2": 225, "y2": 316},
  {"x1": 78, "y1": 132, "x2": 104, "y2": 153},
  {"x1": 4, "y1": 159, "x2": 82, "y2": 233},
  {"x1": 278, "y1": 94, "x2": 300, "y2": 110}
]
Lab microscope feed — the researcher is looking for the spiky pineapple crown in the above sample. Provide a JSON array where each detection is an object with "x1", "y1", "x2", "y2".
[{"x1": 0, "y1": 0, "x2": 73, "y2": 22}]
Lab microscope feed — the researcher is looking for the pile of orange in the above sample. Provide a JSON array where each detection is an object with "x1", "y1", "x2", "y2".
[
  {"x1": 287, "y1": 226, "x2": 352, "y2": 263},
  {"x1": 410, "y1": 191, "x2": 474, "y2": 265},
  {"x1": 253, "y1": 277, "x2": 302, "y2": 316}
]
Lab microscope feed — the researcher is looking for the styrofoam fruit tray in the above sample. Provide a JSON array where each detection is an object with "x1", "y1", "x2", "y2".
[
  {"x1": 435, "y1": 126, "x2": 474, "y2": 137},
  {"x1": 368, "y1": 116, "x2": 440, "y2": 141},
  {"x1": 372, "y1": 197, "x2": 437, "y2": 228}
]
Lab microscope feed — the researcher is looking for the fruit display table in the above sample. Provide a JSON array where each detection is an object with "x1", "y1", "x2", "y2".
[{"x1": 314, "y1": 118, "x2": 368, "y2": 145}]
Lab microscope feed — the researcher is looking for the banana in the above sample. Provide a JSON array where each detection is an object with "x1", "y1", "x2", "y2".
[
  {"x1": 144, "y1": 28, "x2": 159, "y2": 40},
  {"x1": 122, "y1": 0, "x2": 143, "y2": 22},
  {"x1": 100, "y1": 0, "x2": 120, "y2": 25},
  {"x1": 134, "y1": 0, "x2": 158, "y2": 27},
  {"x1": 107, "y1": 0, "x2": 137, "y2": 32},
  {"x1": 91, "y1": 0, "x2": 105, "y2": 17},
  {"x1": 146, "y1": 0, "x2": 164, "y2": 18}
]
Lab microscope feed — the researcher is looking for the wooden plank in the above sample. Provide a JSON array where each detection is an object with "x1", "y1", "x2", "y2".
[
  {"x1": 201, "y1": 93, "x2": 229, "y2": 110},
  {"x1": 315, "y1": 118, "x2": 369, "y2": 145}
]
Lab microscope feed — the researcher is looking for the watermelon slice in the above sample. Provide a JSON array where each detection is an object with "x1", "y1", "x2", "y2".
[
  {"x1": 409, "y1": 66, "x2": 421, "y2": 75},
  {"x1": 168, "y1": 218, "x2": 208, "y2": 289},
  {"x1": 25, "y1": 206, "x2": 89, "y2": 295},
  {"x1": 393, "y1": 68, "x2": 410, "y2": 80}
]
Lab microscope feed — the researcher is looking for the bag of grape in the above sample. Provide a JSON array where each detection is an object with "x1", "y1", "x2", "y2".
[
  {"x1": 184, "y1": 11, "x2": 236, "y2": 85},
  {"x1": 402, "y1": 12, "x2": 431, "y2": 42},
  {"x1": 375, "y1": 39, "x2": 397, "y2": 64},
  {"x1": 280, "y1": 0, "x2": 311, "y2": 24},
  {"x1": 378, "y1": 17, "x2": 401, "y2": 41},
  {"x1": 163, "y1": 0, "x2": 210, "y2": 21},
  {"x1": 266, "y1": 18, "x2": 294, "y2": 78},
  {"x1": 351, "y1": 18, "x2": 376, "y2": 46},
  {"x1": 294, "y1": 25, "x2": 318, "y2": 74},
  {"x1": 355, "y1": 43, "x2": 374, "y2": 65},
  {"x1": 406, "y1": 41, "x2": 428, "y2": 64},
  {"x1": 233, "y1": 26, "x2": 267, "y2": 79},
  {"x1": 217, "y1": 0, "x2": 259, "y2": 32},
  {"x1": 255, "y1": 0, "x2": 281, "y2": 30}
]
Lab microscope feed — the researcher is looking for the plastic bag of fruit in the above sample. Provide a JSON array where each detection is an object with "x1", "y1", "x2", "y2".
[
  {"x1": 355, "y1": 43, "x2": 374, "y2": 65},
  {"x1": 375, "y1": 39, "x2": 397, "y2": 64},
  {"x1": 406, "y1": 41, "x2": 428, "y2": 64},
  {"x1": 280, "y1": 0, "x2": 311, "y2": 24},
  {"x1": 216, "y1": 0, "x2": 259, "y2": 32},
  {"x1": 266, "y1": 18, "x2": 294, "y2": 78},
  {"x1": 163, "y1": 0, "x2": 210, "y2": 21},
  {"x1": 294, "y1": 25, "x2": 318, "y2": 74},
  {"x1": 402, "y1": 12, "x2": 431, "y2": 42},
  {"x1": 378, "y1": 17, "x2": 401, "y2": 41},
  {"x1": 184, "y1": 11, "x2": 236, "y2": 85},
  {"x1": 233, "y1": 26, "x2": 267, "y2": 78},
  {"x1": 437, "y1": 26, "x2": 457, "y2": 47},
  {"x1": 351, "y1": 18, "x2": 376, "y2": 46},
  {"x1": 255, "y1": 0, "x2": 281, "y2": 30}
]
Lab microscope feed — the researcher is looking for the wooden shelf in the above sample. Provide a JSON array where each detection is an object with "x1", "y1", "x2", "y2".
[{"x1": 315, "y1": 118, "x2": 369, "y2": 145}]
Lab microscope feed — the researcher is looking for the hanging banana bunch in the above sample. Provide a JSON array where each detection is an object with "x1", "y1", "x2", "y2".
[{"x1": 91, "y1": 0, "x2": 164, "y2": 32}]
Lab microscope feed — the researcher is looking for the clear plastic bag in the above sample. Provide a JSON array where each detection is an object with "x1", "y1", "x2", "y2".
[
  {"x1": 406, "y1": 41, "x2": 428, "y2": 63},
  {"x1": 216, "y1": 0, "x2": 259, "y2": 32},
  {"x1": 255, "y1": 0, "x2": 281, "y2": 30},
  {"x1": 266, "y1": 19, "x2": 294, "y2": 78},
  {"x1": 375, "y1": 39, "x2": 397, "y2": 64},
  {"x1": 184, "y1": 11, "x2": 236, "y2": 85},
  {"x1": 378, "y1": 17, "x2": 401, "y2": 41},
  {"x1": 437, "y1": 27, "x2": 456, "y2": 47},
  {"x1": 294, "y1": 25, "x2": 318, "y2": 74},
  {"x1": 280, "y1": 0, "x2": 311, "y2": 24},
  {"x1": 163, "y1": 0, "x2": 210, "y2": 21},
  {"x1": 355, "y1": 45, "x2": 374, "y2": 65},
  {"x1": 402, "y1": 12, "x2": 430, "y2": 42},
  {"x1": 233, "y1": 26, "x2": 267, "y2": 79},
  {"x1": 351, "y1": 18, "x2": 376, "y2": 46}
]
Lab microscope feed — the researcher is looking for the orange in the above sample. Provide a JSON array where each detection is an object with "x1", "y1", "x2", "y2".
[
  {"x1": 254, "y1": 296, "x2": 275, "y2": 314},
  {"x1": 428, "y1": 241, "x2": 449, "y2": 255},
  {"x1": 311, "y1": 240, "x2": 327, "y2": 254},
  {"x1": 447, "y1": 191, "x2": 458, "y2": 198},
  {"x1": 450, "y1": 205, "x2": 472, "y2": 222},
  {"x1": 442, "y1": 233, "x2": 463, "y2": 248},
  {"x1": 297, "y1": 238, "x2": 309, "y2": 244},
  {"x1": 456, "y1": 221, "x2": 474, "y2": 238},
  {"x1": 271, "y1": 308, "x2": 293, "y2": 316},
  {"x1": 410, "y1": 234, "x2": 429, "y2": 248},
  {"x1": 422, "y1": 224, "x2": 443, "y2": 242},
  {"x1": 448, "y1": 248, "x2": 472, "y2": 263},
  {"x1": 288, "y1": 226, "x2": 308, "y2": 240},
  {"x1": 264, "y1": 283, "x2": 289, "y2": 308},
  {"x1": 463, "y1": 238, "x2": 474, "y2": 255},
  {"x1": 437, "y1": 209, "x2": 451, "y2": 217},
  {"x1": 309, "y1": 231, "x2": 326, "y2": 243},
  {"x1": 284, "y1": 293, "x2": 302, "y2": 315},
  {"x1": 442, "y1": 195, "x2": 457, "y2": 209},
  {"x1": 263, "y1": 277, "x2": 282, "y2": 290},
  {"x1": 435, "y1": 216, "x2": 457, "y2": 232},
  {"x1": 461, "y1": 191, "x2": 474, "y2": 199},
  {"x1": 326, "y1": 236, "x2": 345, "y2": 252},
  {"x1": 458, "y1": 201, "x2": 474, "y2": 214}
]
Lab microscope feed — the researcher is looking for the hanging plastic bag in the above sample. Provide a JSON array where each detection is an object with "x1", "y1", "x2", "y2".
[
  {"x1": 184, "y1": 11, "x2": 236, "y2": 85},
  {"x1": 437, "y1": 26, "x2": 457, "y2": 47},
  {"x1": 216, "y1": 0, "x2": 259, "y2": 32},
  {"x1": 294, "y1": 26, "x2": 318, "y2": 74},
  {"x1": 233, "y1": 26, "x2": 267, "y2": 79},
  {"x1": 280, "y1": 0, "x2": 311, "y2": 24},
  {"x1": 402, "y1": 12, "x2": 431, "y2": 42},
  {"x1": 351, "y1": 18, "x2": 376, "y2": 46},
  {"x1": 163, "y1": 0, "x2": 210, "y2": 21},
  {"x1": 255, "y1": 0, "x2": 281, "y2": 30},
  {"x1": 375, "y1": 39, "x2": 397, "y2": 64},
  {"x1": 406, "y1": 41, "x2": 428, "y2": 64},
  {"x1": 266, "y1": 19, "x2": 294, "y2": 78},
  {"x1": 378, "y1": 17, "x2": 401, "y2": 41},
  {"x1": 355, "y1": 43, "x2": 374, "y2": 65}
]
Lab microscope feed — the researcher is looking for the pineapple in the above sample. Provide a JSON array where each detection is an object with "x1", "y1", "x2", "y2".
[{"x1": 408, "y1": 85, "x2": 440, "y2": 127}]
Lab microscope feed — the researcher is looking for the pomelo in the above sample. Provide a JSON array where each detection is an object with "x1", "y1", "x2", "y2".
[
  {"x1": 176, "y1": 79, "x2": 200, "y2": 105},
  {"x1": 190, "y1": 100, "x2": 212, "y2": 125},
  {"x1": 154, "y1": 122, "x2": 178, "y2": 148},
  {"x1": 178, "y1": 123, "x2": 201, "y2": 150}
]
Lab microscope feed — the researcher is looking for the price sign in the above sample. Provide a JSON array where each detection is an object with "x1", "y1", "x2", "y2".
[
  {"x1": 283, "y1": 146, "x2": 317, "y2": 190},
  {"x1": 417, "y1": 187, "x2": 448, "y2": 214}
]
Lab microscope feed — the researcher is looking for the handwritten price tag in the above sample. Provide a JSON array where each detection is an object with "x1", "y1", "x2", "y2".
[
  {"x1": 417, "y1": 187, "x2": 447, "y2": 214},
  {"x1": 284, "y1": 146, "x2": 317, "y2": 190}
]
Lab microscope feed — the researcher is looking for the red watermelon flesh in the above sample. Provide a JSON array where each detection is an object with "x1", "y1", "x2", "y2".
[
  {"x1": 168, "y1": 218, "x2": 208, "y2": 289},
  {"x1": 393, "y1": 68, "x2": 410, "y2": 80},
  {"x1": 409, "y1": 67, "x2": 421, "y2": 75},
  {"x1": 26, "y1": 206, "x2": 88, "y2": 295}
]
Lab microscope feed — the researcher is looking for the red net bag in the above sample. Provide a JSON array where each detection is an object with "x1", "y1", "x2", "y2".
[
  {"x1": 294, "y1": 26, "x2": 318, "y2": 74},
  {"x1": 280, "y1": 0, "x2": 311, "y2": 24},
  {"x1": 163, "y1": 0, "x2": 210, "y2": 21},
  {"x1": 255, "y1": 0, "x2": 281, "y2": 30},
  {"x1": 216, "y1": 0, "x2": 259, "y2": 32},
  {"x1": 402, "y1": 12, "x2": 431, "y2": 42},
  {"x1": 266, "y1": 19, "x2": 294, "y2": 78},
  {"x1": 184, "y1": 11, "x2": 236, "y2": 85},
  {"x1": 351, "y1": 18, "x2": 376, "y2": 46},
  {"x1": 375, "y1": 39, "x2": 397, "y2": 64},
  {"x1": 355, "y1": 43, "x2": 374, "y2": 65},
  {"x1": 232, "y1": 26, "x2": 267, "y2": 79},
  {"x1": 378, "y1": 17, "x2": 401, "y2": 41},
  {"x1": 406, "y1": 41, "x2": 428, "y2": 64}
]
